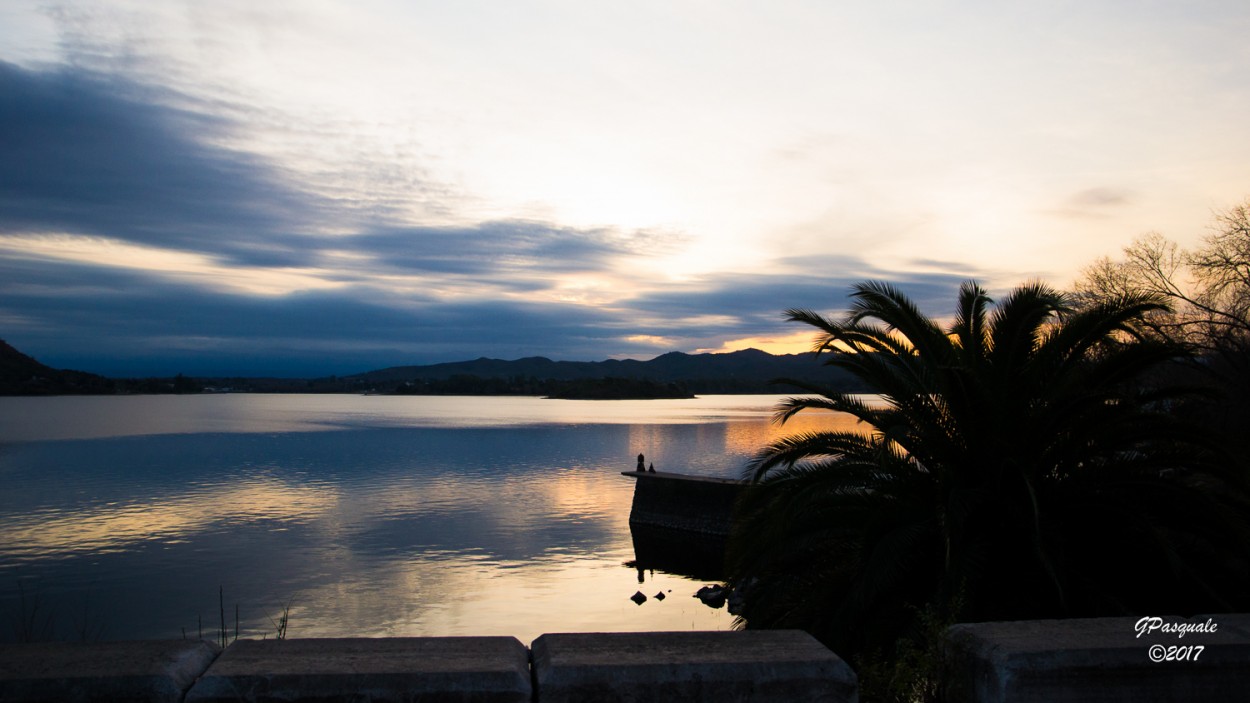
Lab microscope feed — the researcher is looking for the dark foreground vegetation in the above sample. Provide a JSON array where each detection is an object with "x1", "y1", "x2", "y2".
[{"x1": 729, "y1": 199, "x2": 1250, "y2": 702}]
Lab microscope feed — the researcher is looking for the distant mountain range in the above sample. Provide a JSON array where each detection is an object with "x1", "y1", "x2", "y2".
[
  {"x1": 0, "y1": 340, "x2": 864, "y2": 396},
  {"x1": 347, "y1": 348, "x2": 863, "y2": 394}
]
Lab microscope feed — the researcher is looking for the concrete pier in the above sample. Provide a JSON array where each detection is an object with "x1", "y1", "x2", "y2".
[
  {"x1": 622, "y1": 470, "x2": 749, "y2": 580},
  {"x1": 622, "y1": 471, "x2": 746, "y2": 538}
]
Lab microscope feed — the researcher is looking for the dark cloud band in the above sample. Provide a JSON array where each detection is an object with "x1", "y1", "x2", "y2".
[{"x1": 0, "y1": 60, "x2": 979, "y2": 376}]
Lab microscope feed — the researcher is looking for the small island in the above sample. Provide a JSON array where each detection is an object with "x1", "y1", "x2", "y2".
[{"x1": 543, "y1": 377, "x2": 695, "y2": 400}]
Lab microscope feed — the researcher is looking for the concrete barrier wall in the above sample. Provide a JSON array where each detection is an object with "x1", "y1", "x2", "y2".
[
  {"x1": 0, "y1": 630, "x2": 855, "y2": 703},
  {"x1": 6, "y1": 616, "x2": 1250, "y2": 702},
  {"x1": 184, "y1": 637, "x2": 532, "y2": 703},
  {"x1": 942, "y1": 614, "x2": 1250, "y2": 703},
  {"x1": 0, "y1": 639, "x2": 218, "y2": 703},
  {"x1": 533, "y1": 630, "x2": 856, "y2": 703}
]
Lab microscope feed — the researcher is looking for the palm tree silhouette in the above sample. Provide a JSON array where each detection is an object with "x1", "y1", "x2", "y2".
[{"x1": 729, "y1": 280, "x2": 1250, "y2": 659}]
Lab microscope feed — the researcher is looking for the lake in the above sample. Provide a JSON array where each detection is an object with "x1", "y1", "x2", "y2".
[{"x1": 0, "y1": 394, "x2": 855, "y2": 644}]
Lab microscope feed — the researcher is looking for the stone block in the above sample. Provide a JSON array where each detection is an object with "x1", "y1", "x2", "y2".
[
  {"x1": 0, "y1": 639, "x2": 218, "y2": 703},
  {"x1": 531, "y1": 630, "x2": 857, "y2": 702},
  {"x1": 943, "y1": 614, "x2": 1250, "y2": 702},
  {"x1": 183, "y1": 636, "x2": 530, "y2": 702}
]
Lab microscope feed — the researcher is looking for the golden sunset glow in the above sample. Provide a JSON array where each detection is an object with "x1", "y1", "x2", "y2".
[
  {"x1": 5, "y1": 2, "x2": 1245, "y2": 376},
  {"x1": 698, "y1": 331, "x2": 824, "y2": 357}
]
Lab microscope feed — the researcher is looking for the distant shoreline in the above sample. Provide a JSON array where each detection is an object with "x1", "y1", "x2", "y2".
[{"x1": 1, "y1": 342, "x2": 866, "y2": 397}]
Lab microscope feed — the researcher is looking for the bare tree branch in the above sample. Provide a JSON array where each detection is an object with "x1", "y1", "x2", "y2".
[{"x1": 1074, "y1": 198, "x2": 1250, "y2": 356}]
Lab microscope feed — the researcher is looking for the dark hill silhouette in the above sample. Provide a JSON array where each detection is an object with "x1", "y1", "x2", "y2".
[
  {"x1": 349, "y1": 348, "x2": 866, "y2": 394},
  {"x1": 0, "y1": 339, "x2": 114, "y2": 395},
  {"x1": 0, "y1": 341, "x2": 867, "y2": 395}
]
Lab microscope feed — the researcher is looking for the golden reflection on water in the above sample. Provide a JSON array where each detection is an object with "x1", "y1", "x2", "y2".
[
  {"x1": 287, "y1": 550, "x2": 734, "y2": 643},
  {"x1": 2, "y1": 467, "x2": 637, "y2": 559},
  {"x1": 0, "y1": 478, "x2": 340, "y2": 557},
  {"x1": 722, "y1": 411, "x2": 873, "y2": 462},
  {"x1": 531, "y1": 470, "x2": 630, "y2": 526},
  {"x1": 0, "y1": 394, "x2": 874, "y2": 641}
]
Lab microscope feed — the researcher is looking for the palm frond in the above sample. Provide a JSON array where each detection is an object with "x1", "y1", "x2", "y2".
[
  {"x1": 729, "y1": 277, "x2": 1250, "y2": 660},
  {"x1": 951, "y1": 280, "x2": 992, "y2": 363}
]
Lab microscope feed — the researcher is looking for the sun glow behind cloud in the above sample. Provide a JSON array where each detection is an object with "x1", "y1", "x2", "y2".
[
  {"x1": 697, "y1": 331, "x2": 820, "y2": 357},
  {"x1": 1, "y1": 1, "x2": 1249, "y2": 374}
]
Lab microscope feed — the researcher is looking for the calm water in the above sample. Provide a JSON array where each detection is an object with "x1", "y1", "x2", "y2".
[{"x1": 0, "y1": 394, "x2": 856, "y2": 643}]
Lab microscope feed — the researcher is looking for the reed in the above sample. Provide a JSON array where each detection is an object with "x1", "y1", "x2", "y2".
[
  {"x1": 270, "y1": 602, "x2": 290, "y2": 640},
  {"x1": 188, "y1": 588, "x2": 291, "y2": 643}
]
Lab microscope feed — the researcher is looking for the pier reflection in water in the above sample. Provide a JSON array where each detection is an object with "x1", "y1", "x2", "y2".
[{"x1": 628, "y1": 525, "x2": 727, "y2": 583}]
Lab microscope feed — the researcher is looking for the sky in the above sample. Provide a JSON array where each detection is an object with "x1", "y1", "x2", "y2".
[{"x1": 2, "y1": 1, "x2": 1249, "y2": 377}]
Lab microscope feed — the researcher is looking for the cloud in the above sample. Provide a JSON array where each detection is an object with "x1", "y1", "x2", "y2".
[
  {"x1": 629, "y1": 268, "x2": 974, "y2": 323},
  {"x1": 0, "y1": 176, "x2": 987, "y2": 371},
  {"x1": 0, "y1": 60, "x2": 646, "y2": 375},
  {"x1": 1045, "y1": 187, "x2": 1136, "y2": 220},
  {"x1": 1070, "y1": 188, "x2": 1133, "y2": 208},
  {"x1": 601, "y1": 266, "x2": 981, "y2": 355},
  {"x1": 0, "y1": 60, "x2": 663, "y2": 285},
  {"x1": 0, "y1": 60, "x2": 329, "y2": 267},
  {"x1": 343, "y1": 221, "x2": 657, "y2": 280},
  {"x1": 0, "y1": 59, "x2": 996, "y2": 377},
  {"x1": 0, "y1": 252, "x2": 636, "y2": 376}
]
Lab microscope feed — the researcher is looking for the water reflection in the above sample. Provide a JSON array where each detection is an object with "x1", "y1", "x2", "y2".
[
  {"x1": 0, "y1": 393, "x2": 838, "y2": 443},
  {"x1": 629, "y1": 527, "x2": 727, "y2": 583},
  {"x1": 1, "y1": 479, "x2": 338, "y2": 560},
  {"x1": 0, "y1": 395, "x2": 850, "y2": 642}
]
